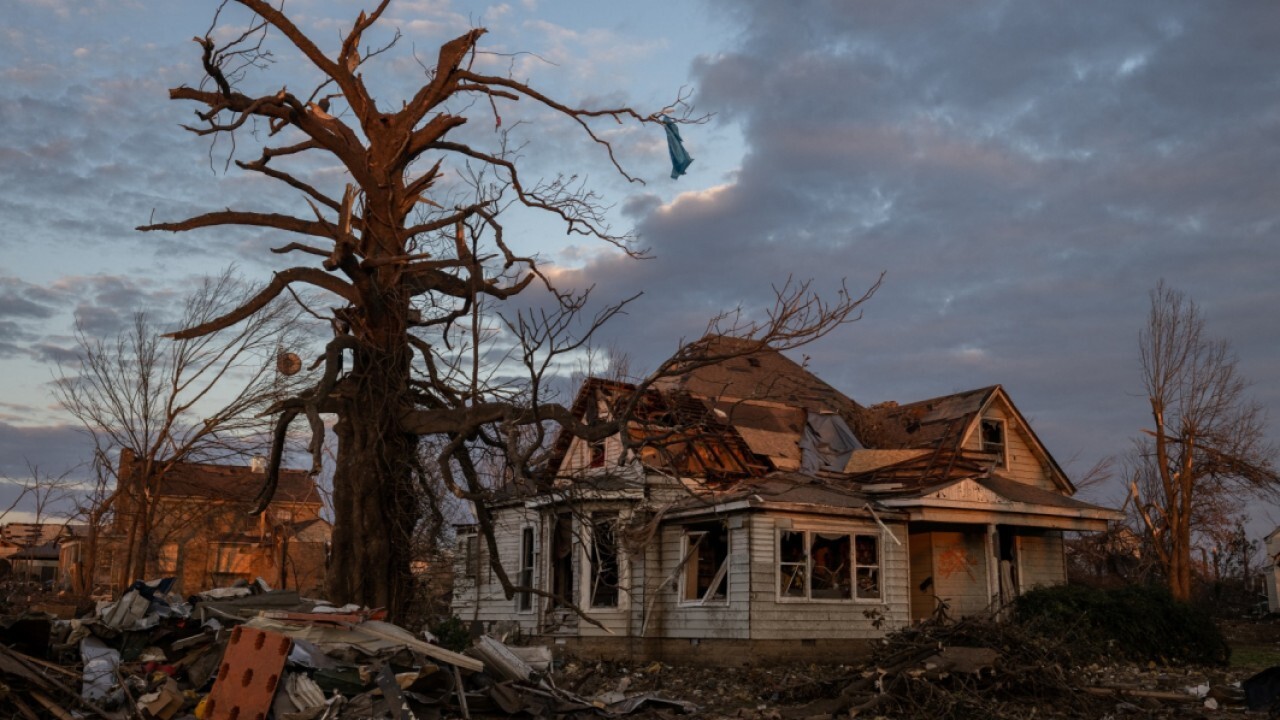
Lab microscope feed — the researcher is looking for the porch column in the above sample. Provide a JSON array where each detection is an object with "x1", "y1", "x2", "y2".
[{"x1": 985, "y1": 524, "x2": 998, "y2": 609}]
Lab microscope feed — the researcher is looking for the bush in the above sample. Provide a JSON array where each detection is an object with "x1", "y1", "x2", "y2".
[
  {"x1": 428, "y1": 615, "x2": 472, "y2": 653},
  {"x1": 1013, "y1": 583, "x2": 1230, "y2": 666}
]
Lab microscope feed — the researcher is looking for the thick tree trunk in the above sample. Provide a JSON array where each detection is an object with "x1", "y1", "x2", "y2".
[
  {"x1": 1169, "y1": 521, "x2": 1193, "y2": 601},
  {"x1": 325, "y1": 333, "x2": 419, "y2": 617}
]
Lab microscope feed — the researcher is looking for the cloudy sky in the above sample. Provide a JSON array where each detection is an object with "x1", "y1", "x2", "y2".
[{"x1": 2, "y1": 1, "x2": 1278, "y2": 527}]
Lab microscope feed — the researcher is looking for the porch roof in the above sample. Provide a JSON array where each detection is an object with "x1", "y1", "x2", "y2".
[{"x1": 877, "y1": 475, "x2": 1122, "y2": 531}]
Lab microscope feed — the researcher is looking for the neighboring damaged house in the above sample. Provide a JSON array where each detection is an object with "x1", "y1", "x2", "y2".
[
  {"x1": 452, "y1": 337, "x2": 1122, "y2": 664},
  {"x1": 60, "y1": 449, "x2": 331, "y2": 596},
  {"x1": 0, "y1": 523, "x2": 76, "y2": 582}
]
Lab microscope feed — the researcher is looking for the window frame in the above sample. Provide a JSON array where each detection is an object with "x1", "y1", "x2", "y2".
[
  {"x1": 587, "y1": 512, "x2": 621, "y2": 609},
  {"x1": 677, "y1": 525, "x2": 730, "y2": 607},
  {"x1": 459, "y1": 533, "x2": 478, "y2": 580},
  {"x1": 980, "y1": 418, "x2": 1008, "y2": 468},
  {"x1": 775, "y1": 528, "x2": 883, "y2": 603},
  {"x1": 516, "y1": 525, "x2": 536, "y2": 613},
  {"x1": 588, "y1": 440, "x2": 607, "y2": 468}
]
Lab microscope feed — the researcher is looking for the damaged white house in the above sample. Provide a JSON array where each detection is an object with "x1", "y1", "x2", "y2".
[{"x1": 452, "y1": 337, "x2": 1121, "y2": 664}]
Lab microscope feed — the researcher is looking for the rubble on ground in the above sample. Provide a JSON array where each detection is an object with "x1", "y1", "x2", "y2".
[
  {"x1": 0, "y1": 581, "x2": 1277, "y2": 718},
  {"x1": 0, "y1": 578, "x2": 695, "y2": 719}
]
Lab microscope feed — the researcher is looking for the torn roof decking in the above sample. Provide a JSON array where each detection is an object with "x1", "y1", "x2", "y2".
[
  {"x1": 861, "y1": 386, "x2": 997, "y2": 451},
  {"x1": 529, "y1": 338, "x2": 1110, "y2": 526},
  {"x1": 653, "y1": 335, "x2": 865, "y2": 420}
]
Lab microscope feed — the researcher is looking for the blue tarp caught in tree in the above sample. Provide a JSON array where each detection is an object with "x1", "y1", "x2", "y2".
[{"x1": 663, "y1": 117, "x2": 693, "y2": 179}]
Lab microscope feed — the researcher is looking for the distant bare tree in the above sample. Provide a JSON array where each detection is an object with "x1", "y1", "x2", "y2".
[
  {"x1": 0, "y1": 462, "x2": 75, "y2": 526},
  {"x1": 137, "y1": 1, "x2": 875, "y2": 618},
  {"x1": 53, "y1": 270, "x2": 307, "y2": 587},
  {"x1": 1130, "y1": 281, "x2": 1278, "y2": 601}
]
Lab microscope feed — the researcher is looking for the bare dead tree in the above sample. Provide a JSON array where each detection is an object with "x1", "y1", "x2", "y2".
[
  {"x1": 53, "y1": 269, "x2": 307, "y2": 588},
  {"x1": 1130, "y1": 281, "x2": 1278, "y2": 601},
  {"x1": 0, "y1": 463, "x2": 75, "y2": 526},
  {"x1": 138, "y1": 1, "x2": 874, "y2": 617}
]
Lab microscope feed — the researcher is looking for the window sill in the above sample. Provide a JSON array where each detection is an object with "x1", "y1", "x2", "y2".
[
  {"x1": 676, "y1": 599, "x2": 730, "y2": 608},
  {"x1": 775, "y1": 596, "x2": 884, "y2": 604}
]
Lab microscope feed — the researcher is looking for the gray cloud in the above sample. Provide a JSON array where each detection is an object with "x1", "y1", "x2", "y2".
[
  {"x1": 550, "y1": 0, "x2": 1280, "y2": 503},
  {"x1": 0, "y1": 421, "x2": 90, "y2": 480}
]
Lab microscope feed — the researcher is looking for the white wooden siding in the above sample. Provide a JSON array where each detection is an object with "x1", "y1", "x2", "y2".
[
  {"x1": 562, "y1": 430, "x2": 626, "y2": 474},
  {"x1": 450, "y1": 506, "x2": 542, "y2": 635},
  {"x1": 965, "y1": 404, "x2": 1057, "y2": 490},
  {"x1": 747, "y1": 514, "x2": 909, "y2": 640},
  {"x1": 642, "y1": 522, "x2": 750, "y2": 640}
]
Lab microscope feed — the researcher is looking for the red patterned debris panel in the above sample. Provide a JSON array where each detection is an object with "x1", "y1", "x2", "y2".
[{"x1": 204, "y1": 626, "x2": 291, "y2": 720}]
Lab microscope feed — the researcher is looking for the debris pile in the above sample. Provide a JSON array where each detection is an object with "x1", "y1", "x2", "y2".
[
  {"x1": 0, "y1": 579, "x2": 694, "y2": 719},
  {"x1": 777, "y1": 614, "x2": 1251, "y2": 720}
]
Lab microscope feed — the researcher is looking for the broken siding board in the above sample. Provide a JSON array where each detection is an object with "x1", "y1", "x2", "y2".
[
  {"x1": 1017, "y1": 530, "x2": 1065, "y2": 591},
  {"x1": 747, "y1": 514, "x2": 909, "y2": 641}
]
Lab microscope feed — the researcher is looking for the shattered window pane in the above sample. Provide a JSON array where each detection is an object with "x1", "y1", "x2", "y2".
[
  {"x1": 682, "y1": 524, "x2": 729, "y2": 603},
  {"x1": 855, "y1": 535, "x2": 880, "y2": 599},
  {"x1": 811, "y1": 533, "x2": 852, "y2": 599},
  {"x1": 550, "y1": 514, "x2": 574, "y2": 608},
  {"x1": 778, "y1": 531, "x2": 807, "y2": 598},
  {"x1": 589, "y1": 513, "x2": 619, "y2": 608},
  {"x1": 778, "y1": 530, "x2": 880, "y2": 601}
]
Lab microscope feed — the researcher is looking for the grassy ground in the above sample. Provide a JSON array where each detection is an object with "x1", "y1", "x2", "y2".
[{"x1": 1221, "y1": 616, "x2": 1280, "y2": 670}]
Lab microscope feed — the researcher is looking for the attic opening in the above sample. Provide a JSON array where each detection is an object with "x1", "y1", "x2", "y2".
[{"x1": 981, "y1": 418, "x2": 1007, "y2": 468}]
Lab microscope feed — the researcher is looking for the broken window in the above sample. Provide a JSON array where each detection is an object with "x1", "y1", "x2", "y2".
[
  {"x1": 778, "y1": 531, "x2": 808, "y2": 598},
  {"x1": 681, "y1": 523, "x2": 729, "y2": 604},
  {"x1": 550, "y1": 514, "x2": 575, "y2": 608},
  {"x1": 589, "y1": 512, "x2": 620, "y2": 608},
  {"x1": 588, "y1": 440, "x2": 607, "y2": 468},
  {"x1": 981, "y1": 418, "x2": 1006, "y2": 467},
  {"x1": 855, "y1": 535, "x2": 880, "y2": 599},
  {"x1": 460, "y1": 534, "x2": 477, "y2": 580},
  {"x1": 517, "y1": 527, "x2": 535, "y2": 612},
  {"x1": 778, "y1": 530, "x2": 881, "y2": 601},
  {"x1": 810, "y1": 533, "x2": 852, "y2": 599}
]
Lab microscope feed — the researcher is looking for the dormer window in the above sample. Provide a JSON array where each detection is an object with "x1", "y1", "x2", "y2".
[
  {"x1": 981, "y1": 418, "x2": 1007, "y2": 467},
  {"x1": 589, "y1": 440, "x2": 606, "y2": 468}
]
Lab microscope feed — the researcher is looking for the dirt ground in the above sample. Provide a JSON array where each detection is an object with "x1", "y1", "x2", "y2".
[{"x1": 545, "y1": 617, "x2": 1280, "y2": 719}]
